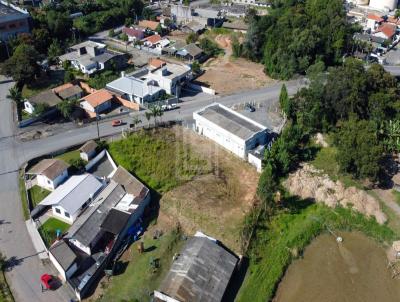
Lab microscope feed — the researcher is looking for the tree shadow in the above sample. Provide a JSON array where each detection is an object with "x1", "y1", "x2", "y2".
[
  {"x1": 222, "y1": 257, "x2": 249, "y2": 302},
  {"x1": 378, "y1": 155, "x2": 398, "y2": 190},
  {"x1": 0, "y1": 220, "x2": 11, "y2": 225},
  {"x1": 144, "y1": 245, "x2": 156, "y2": 253},
  {"x1": 112, "y1": 261, "x2": 129, "y2": 276},
  {"x1": 3, "y1": 256, "x2": 24, "y2": 272},
  {"x1": 282, "y1": 195, "x2": 315, "y2": 214}
]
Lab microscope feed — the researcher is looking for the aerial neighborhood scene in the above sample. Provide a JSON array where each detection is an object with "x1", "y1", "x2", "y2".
[{"x1": 2, "y1": 0, "x2": 400, "y2": 301}]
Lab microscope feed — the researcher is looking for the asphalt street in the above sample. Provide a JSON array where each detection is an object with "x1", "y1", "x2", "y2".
[{"x1": 0, "y1": 78, "x2": 304, "y2": 301}]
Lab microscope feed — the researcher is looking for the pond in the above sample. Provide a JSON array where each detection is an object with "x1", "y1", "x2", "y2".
[{"x1": 274, "y1": 232, "x2": 400, "y2": 302}]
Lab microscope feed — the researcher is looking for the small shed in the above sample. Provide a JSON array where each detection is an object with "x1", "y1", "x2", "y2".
[{"x1": 79, "y1": 140, "x2": 98, "y2": 161}]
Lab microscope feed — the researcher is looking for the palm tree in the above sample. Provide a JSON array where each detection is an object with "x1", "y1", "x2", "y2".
[
  {"x1": 7, "y1": 86, "x2": 22, "y2": 108},
  {"x1": 157, "y1": 106, "x2": 164, "y2": 125},
  {"x1": 131, "y1": 115, "x2": 142, "y2": 130},
  {"x1": 149, "y1": 105, "x2": 160, "y2": 127},
  {"x1": 145, "y1": 111, "x2": 152, "y2": 128}
]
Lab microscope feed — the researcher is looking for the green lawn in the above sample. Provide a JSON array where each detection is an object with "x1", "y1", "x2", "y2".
[
  {"x1": 28, "y1": 185, "x2": 51, "y2": 208},
  {"x1": 108, "y1": 129, "x2": 210, "y2": 193},
  {"x1": 38, "y1": 218, "x2": 70, "y2": 247},
  {"x1": 18, "y1": 171, "x2": 29, "y2": 220},
  {"x1": 392, "y1": 190, "x2": 400, "y2": 207},
  {"x1": 99, "y1": 228, "x2": 184, "y2": 302},
  {"x1": 56, "y1": 149, "x2": 80, "y2": 163},
  {"x1": 236, "y1": 202, "x2": 396, "y2": 302},
  {"x1": 21, "y1": 72, "x2": 64, "y2": 99}
]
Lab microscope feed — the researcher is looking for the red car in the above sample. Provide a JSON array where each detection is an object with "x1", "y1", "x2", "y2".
[
  {"x1": 111, "y1": 119, "x2": 122, "y2": 127},
  {"x1": 40, "y1": 274, "x2": 57, "y2": 291}
]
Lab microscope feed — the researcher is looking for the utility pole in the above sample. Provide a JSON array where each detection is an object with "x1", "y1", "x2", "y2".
[{"x1": 95, "y1": 107, "x2": 100, "y2": 139}]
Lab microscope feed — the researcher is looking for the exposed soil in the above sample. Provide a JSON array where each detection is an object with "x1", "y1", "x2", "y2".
[
  {"x1": 159, "y1": 126, "x2": 259, "y2": 253},
  {"x1": 274, "y1": 232, "x2": 400, "y2": 302},
  {"x1": 284, "y1": 163, "x2": 387, "y2": 224},
  {"x1": 196, "y1": 34, "x2": 277, "y2": 95}
]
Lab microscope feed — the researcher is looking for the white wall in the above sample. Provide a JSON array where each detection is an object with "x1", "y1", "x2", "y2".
[
  {"x1": 37, "y1": 170, "x2": 68, "y2": 190},
  {"x1": 80, "y1": 100, "x2": 112, "y2": 113},
  {"x1": 49, "y1": 250, "x2": 67, "y2": 281},
  {"x1": 69, "y1": 238, "x2": 91, "y2": 255},
  {"x1": 52, "y1": 206, "x2": 75, "y2": 224},
  {"x1": 248, "y1": 153, "x2": 262, "y2": 173}
]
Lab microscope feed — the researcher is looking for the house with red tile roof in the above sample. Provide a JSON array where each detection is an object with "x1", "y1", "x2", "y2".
[
  {"x1": 138, "y1": 20, "x2": 160, "y2": 31},
  {"x1": 79, "y1": 89, "x2": 114, "y2": 118},
  {"x1": 122, "y1": 27, "x2": 145, "y2": 42},
  {"x1": 149, "y1": 58, "x2": 167, "y2": 70},
  {"x1": 367, "y1": 13, "x2": 384, "y2": 31},
  {"x1": 143, "y1": 34, "x2": 162, "y2": 47},
  {"x1": 374, "y1": 23, "x2": 397, "y2": 40}
]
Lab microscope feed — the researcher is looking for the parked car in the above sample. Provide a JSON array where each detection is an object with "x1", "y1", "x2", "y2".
[
  {"x1": 111, "y1": 119, "x2": 123, "y2": 127},
  {"x1": 244, "y1": 103, "x2": 255, "y2": 112},
  {"x1": 40, "y1": 274, "x2": 58, "y2": 291},
  {"x1": 161, "y1": 104, "x2": 179, "y2": 111}
]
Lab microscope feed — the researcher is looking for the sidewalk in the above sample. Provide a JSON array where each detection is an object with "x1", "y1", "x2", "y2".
[{"x1": 25, "y1": 219, "x2": 48, "y2": 260}]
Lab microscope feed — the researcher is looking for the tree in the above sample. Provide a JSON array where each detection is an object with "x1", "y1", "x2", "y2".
[
  {"x1": 34, "y1": 103, "x2": 50, "y2": 116},
  {"x1": 191, "y1": 60, "x2": 200, "y2": 74},
  {"x1": 155, "y1": 23, "x2": 163, "y2": 35},
  {"x1": 142, "y1": 7, "x2": 153, "y2": 20},
  {"x1": 32, "y1": 28, "x2": 51, "y2": 54},
  {"x1": 108, "y1": 29, "x2": 115, "y2": 37},
  {"x1": 1, "y1": 44, "x2": 40, "y2": 86},
  {"x1": 120, "y1": 33, "x2": 129, "y2": 42},
  {"x1": 64, "y1": 70, "x2": 75, "y2": 83},
  {"x1": 279, "y1": 84, "x2": 290, "y2": 117},
  {"x1": 231, "y1": 36, "x2": 243, "y2": 58},
  {"x1": 131, "y1": 115, "x2": 142, "y2": 130},
  {"x1": 46, "y1": 11, "x2": 72, "y2": 38},
  {"x1": 186, "y1": 32, "x2": 198, "y2": 44},
  {"x1": 183, "y1": 0, "x2": 190, "y2": 6},
  {"x1": 383, "y1": 120, "x2": 400, "y2": 160},
  {"x1": 335, "y1": 119, "x2": 383, "y2": 181},
  {"x1": 7, "y1": 86, "x2": 22, "y2": 108},
  {"x1": 125, "y1": 17, "x2": 133, "y2": 27},
  {"x1": 164, "y1": 18, "x2": 172, "y2": 28},
  {"x1": 57, "y1": 101, "x2": 75, "y2": 119},
  {"x1": 395, "y1": 9, "x2": 400, "y2": 19},
  {"x1": 149, "y1": 105, "x2": 161, "y2": 126},
  {"x1": 257, "y1": 163, "x2": 279, "y2": 213},
  {"x1": 69, "y1": 158, "x2": 85, "y2": 172},
  {"x1": 47, "y1": 40, "x2": 63, "y2": 64},
  {"x1": 199, "y1": 38, "x2": 221, "y2": 57}
]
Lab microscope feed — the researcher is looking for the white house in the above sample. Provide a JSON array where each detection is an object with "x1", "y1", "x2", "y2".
[
  {"x1": 48, "y1": 240, "x2": 78, "y2": 281},
  {"x1": 79, "y1": 89, "x2": 114, "y2": 118},
  {"x1": 193, "y1": 103, "x2": 268, "y2": 160},
  {"x1": 79, "y1": 140, "x2": 98, "y2": 161},
  {"x1": 38, "y1": 174, "x2": 104, "y2": 224},
  {"x1": 27, "y1": 159, "x2": 69, "y2": 190}
]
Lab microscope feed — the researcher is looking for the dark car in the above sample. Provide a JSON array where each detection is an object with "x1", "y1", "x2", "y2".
[{"x1": 244, "y1": 103, "x2": 255, "y2": 112}]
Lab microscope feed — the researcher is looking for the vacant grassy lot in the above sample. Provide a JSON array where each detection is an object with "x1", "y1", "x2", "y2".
[
  {"x1": 236, "y1": 203, "x2": 396, "y2": 302},
  {"x1": 28, "y1": 185, "x2": 50, "y2": 207},
  {"x1": 56, "y1": 149, "x2": 80, "y2": 163},
  {"x1": 38, "y1": 218, "x2": 70, "y2": 247},
  {"x1": 21, "y1": 71, "x2": 64, "y2": 99},
  {"x1": 108, "y1": 128, "x2": 210, "y2": 193},
  {"x1": 95, "y1": 226, "x2": 183, "y2": 302}
]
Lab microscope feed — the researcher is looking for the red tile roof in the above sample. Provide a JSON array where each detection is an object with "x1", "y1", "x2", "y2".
[
  {"x1": 149, "y1": 58, "x2": 166, "y2": 69},
  {"x1": 387, "y1": 16, "x2": 400, "y2": 26},
  {"x1": 122, "y1": 27, "x2": 144, "y2": 39},
  {"x1": 143, "y1": 34, "x2": 161, "y2": 44},
  {"x1": 80, "y1": 89, "x2": 113, "y2": 108},
  {"x1": 368, "y1": 13, "x2": 384, "y2": 22},
  {"x1": 138, "y1": 20, "x2": 160, "y2": 31},
  {"x1": 376, "y1": 23, "x2": 397, "y2": 39},
  {"x1": 53, "y1": 83, "x2": 74, "y2": 94}
]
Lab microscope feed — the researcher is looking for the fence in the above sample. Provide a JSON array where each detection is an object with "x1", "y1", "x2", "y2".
[
  {"x1": 18, "y1": 108, "x2": 58, "y2": 128},
  {"x1": 186, "y1": 83, "x2": 216, "y2": 95}
]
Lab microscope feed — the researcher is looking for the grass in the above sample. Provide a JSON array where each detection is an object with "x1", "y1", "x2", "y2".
[
  {"x1": 392, "y1": 190, "x2": 400, "y2": 206},
  {"x1": 236, "y1": 202, "x2": 396, "y2": 302},
  {"x1": 21, "y1": 110, "x2": 31, "y2": 121},
  {"x1": 0, "y1": 267, "x2": 13, "y2": 302},
  {"x1": 98, "y1": 228, "x2": 184, "y2": 302},
  {"x1": 38, "y1": 218, "x2": 70, "y2": 247},
  {"x1": 108, "y1": 129, "x2": 210, "y2": 193},
  {"x1": 56, "y1": 149, "x2": 80, "y2": 164},
  {"x1": 21, "y1": 73, "x2": 64, "y2": 99},
  {"x1": 28, "y1": 185, "x2": 51, "y2": 208},
  {"x1": 18, "y1": 171, "x2": 29, "y2": 220}
]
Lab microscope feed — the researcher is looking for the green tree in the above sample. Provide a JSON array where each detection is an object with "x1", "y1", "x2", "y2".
[
  {"x1": 120, "y1": 33, "x2": 129, "y2": 42},
  {"x1": 125, "y1": 17, "x2": 133, "y2": 26},
  {"x1": 232, "y1": 36, "x2": 243, "y2": 58},
  {"x1": 46, "y1": 11, "x2": 72, "y2": 38},
  {"x1": 257, "y1": 163, "x2": 279, "y2": 213},
  {"x1": 335, "y1": 119, "x2": 382, "y2": 180},
  {"x1": 191, "y1": 60, "x2": 200, "y2": 74},
  {"x1": 279, "y1": 84, "x2": 290, "y2": 117},
  {"x1": 47, "y1": 40, "x2": 63, "y2": 64},
  {"x1": 69, "y1": 158, "x2": 86, "y2": 172},
  {"x1": 108, "y1": 29, "x2": 115, "y2": 37},
  {"x1": 64, "y1": 70, "x2": 75, "y2": 83},
  {"x1": 383, "y1": 120, "x2": 400, "y2": 160},
  {"x1": 34, "y1": 103, "x2": 50, "y2": 116},
  {"x1": 186, "y1": 32, "x2": 198, "y2": 44},
  {"x1": 32, "y1": 28, "x2": 51, "y2": 54},
  {"x1": 7, "y1": 86, "x2": 22, "y2": 108},
  {"x1": 142, "y1": 7, "x2": 153, "y2": 20},
  {"x1": 155, "y1": 23, "x2": 163, "y2": 35},
  {"x1": 57, "y1": 101, "x2": 75, "y2": 119},
  {"x1": 131, "y1": 115, "x2": 142, "y2": 130},
  {"x1": 1, "y1": 44, "x2": 40, "y2": 86},
  {"x1": 199, "y1": 38, "x2": 222, "y2": 57}
]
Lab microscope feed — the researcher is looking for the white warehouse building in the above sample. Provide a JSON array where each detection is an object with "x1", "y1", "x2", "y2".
[{"x1": 193, "y1": 103, "x2": 269, "y2": 165}]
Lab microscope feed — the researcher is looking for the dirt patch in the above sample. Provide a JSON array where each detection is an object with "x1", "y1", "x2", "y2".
[
  {"x1": 274, "y1": 232, "x2": 400, "y2": 302},
  {"x1": 284, "y1": 163, "x2": 387, "y2": 224},
  {"x1": 159, "y1": 127, "x2": 259, "y2": 253},
  {"x1": 196, "y1": 34, "x2": 277, "y2": 95}
]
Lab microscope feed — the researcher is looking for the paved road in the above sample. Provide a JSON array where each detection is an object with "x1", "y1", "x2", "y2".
[{"x1": 0, "y1": 79, "x2": 303, "y2": 301}]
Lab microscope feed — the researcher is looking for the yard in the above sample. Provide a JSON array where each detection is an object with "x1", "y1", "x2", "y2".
[
  {"x1": 28, "y1": 185, "x2": 50, "y2": 208},
  {"x1": 91, "y1": 214, "x2": 183, "y2": 302},
  {"x1": 21, "y1": 70, "x2": 65, "y2": 99},
  {"x1": 56, "y1": 149, "x2": 80, "y2": 163},
  {"x1": 38, "y1": 218, "x2": 70, "y2": 247}
]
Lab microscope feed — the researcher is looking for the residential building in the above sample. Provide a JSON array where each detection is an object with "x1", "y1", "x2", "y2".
[
  {"x1": 53, "y1": 83, "x2": 83, "y2": 101},
  {"x1": 222, "y1": 20, "x2": 249, "y2": 33},
  {"x1": 79, "y1": 140, "x2": 98, "y2": 161},
  {"x1": 24, "y1": 90, "x2": 62, "y2": 114},
  {"x1": 171, "y1": 4, "x2": 193, "y2": 24},
  {"x1": 122, "y1": 27, "x2": 145, "y2": 42},
  {"x1": 374, "y1": 23, "x2": 397, "y2": 40},
  {"x1": 182, "y1": 20, "x2": 205, "y2": 34},
  {"x1": 176, "y1": 43, "x2": 204, "y2": 61},
  {"x1": 27, "y1": 159, "x2": 69, "y2": 190},
  {"x1": 138, "y1": 20, "x2": 160, "y2": 31},
  {"x1": 37, "y1": 174, "x2": 104, "y2": 224},
  {"x1": 59, "y1": 41, "x2": 127, "y2": 75},
  {"x1": 366, "y1": 13, "x2": 384, "y2": 31},
  {"x1": 106, "y1": 72, "x2": 164, "y2": 106},
  {"x1": 0, "y1": 1, "x2": 30, "y2": 41},
  {"x1": 193, "y1": 103, "x2": 269, "y2": 161},
  {"x1": 79, "y1": 89, "x2": 114, "y2": 118},
  {"x1": 48, "y1": 240, "x2": 78, "y2": 281},
  {"x1": 143, "y1": 34, "x2": 162, "y2": 47},
  {"x1": 154, "y1": 232, "x2": 238, "y2": 302}
]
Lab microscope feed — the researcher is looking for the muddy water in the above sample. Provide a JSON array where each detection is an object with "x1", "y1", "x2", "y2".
[{"x1": 274, "y1": 232, "x2": 400, "y2": 302}]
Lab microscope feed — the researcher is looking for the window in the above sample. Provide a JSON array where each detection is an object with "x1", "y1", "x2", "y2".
[
  {"x1": 8, "y1": 24, "x2": 16, "y2": 29},
  {"x1": 64, "y1": 212, "x2": 70, "y2": 218},
  {"x1": 55, "y1": 208, "x2": 61, "y2": 214}
]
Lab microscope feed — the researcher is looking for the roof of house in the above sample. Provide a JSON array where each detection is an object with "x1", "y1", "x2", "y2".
[
  {"x1": 28, "y1": 159, "x2": 69, "y2": 180},
  {"x1": 39, "y1": 174, "x2": 103, "y2": 215},
  {"x1": 367, "y1": 13, "x2": 384, "y2": 22},
  {"x1": 122, "y1": 27, "x2": 144, "y2": 38},
  {"x1": 28, "y1": 90, "x2": 62, "y2": 107},
  {"x1": 387, "y1": 16, "x2": 400, "y2": 26},
  {"x1": 49, "y1": 240, "x2": 77, "y2": 271},
  {"x1": 68, "y1": 181, "x2": 126, "y2": 247},
  {"x1": 79, "y1": 140, "x2": 98, "y2": 154},
  {"x1": 70, "y1": 41, "x2": 106, "y2": 51},
  {"x1": 144, "y1": 34, "x2": 162, "y2": 44},
  {"x1": 111, "y1": 166, "x2": 149, "y2": 198},
  {"x1": 92, "y1": 51, "x2": 119, "y2": 64},
  {"x1": 149, "y1": 58, "x2": 167, "y2": 69},
  {"x1": 184, "y1": 43, "x2": 203, "y2": 57},
  {"x1": 376, "y1": 23, "x2": 397, "y2": 39},
  {"x1": 80, "y1": 89, "x2": 114, "y2": 109},
  {"x1": 195, "y1": 103, "x2": 266, "y2": 140},
  {"x1": 53, "y1": 83, "x2": 74, "y2": 94},
  {"x1": 100, "y1": 208, "x2": 131, "y2": 235},
  {"x1": 157, "y1": 236, "x2": 238, "y2": 302},
  {"x1": 138, "y1": 20, "x2": 160, "y2": 31},
  {"x1": 57, "y1": 85, "x2": 83, "y2": 100},
  {"x1": 106, "y1": 76, "x2": 163, "y2": 98},
  {"x1": 0, "y1": 2, "x2": 29, "y2": 23},
  {"x1": 222, "y1": 20, "x2": 248, "y2": 31}
]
